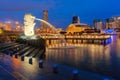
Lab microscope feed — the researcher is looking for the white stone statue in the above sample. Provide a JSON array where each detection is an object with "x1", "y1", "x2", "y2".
[{"x1": 24, "y1": 14, "x2": 36, "y2": 36}]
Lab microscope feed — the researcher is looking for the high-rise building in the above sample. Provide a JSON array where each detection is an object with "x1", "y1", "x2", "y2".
[
  {"x1": 105, "y1": 18, "x2": 110, "y2": 29},
  {"x1": 0, "y1": 22, "x2": 3, "y2": 28},
  {"x1": 72, "y1": 16, "x2": 80, "y2": 24},
  {"x1": 4, "y1": 23, "x2": 11, "y2": 31},
  {"x1": 109, "y1": 18, "x2": 116, "y2": 29},
  {"x1": 105, "y1": 17, "x2": 117, "y2": 29},
  {"x1": 43, "y1": 10, "x2": 48, "y2": 21},
  {"x1": 41, "y1": 10, "x2": 48, "y2": 29},
  {"x1": 116, "y1": 17, "x2": 120, "y2": 28},
  {"x1": 93, "y1": 19, "x2": 97, "y2": 29},
  {"x1": 97, "y1": 20, "x2": 102, "y2": 31},
  {"x1": 39, "y1": 10, "x2": 59, "y2": 34},
  {"x1": 93, "y1": 19, "x2": 103, "y2": 31}
]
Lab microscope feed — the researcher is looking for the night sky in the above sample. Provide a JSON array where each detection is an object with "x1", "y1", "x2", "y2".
[{"x1": 0, "y1": 0, "x2": 120, "y2": 30}]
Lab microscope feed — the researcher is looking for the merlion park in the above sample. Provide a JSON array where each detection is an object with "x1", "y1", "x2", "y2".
[{"x1": 0, "y1": 0, "x2": 120, "y2": 80}]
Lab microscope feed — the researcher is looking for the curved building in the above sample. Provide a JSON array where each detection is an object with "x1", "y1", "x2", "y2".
[
  {"x1": 66, "y1": 23, "x2": 89, "y2": 34},
  {"x1": 66, "y1": 16, "x2": 90, "y2": 35}
]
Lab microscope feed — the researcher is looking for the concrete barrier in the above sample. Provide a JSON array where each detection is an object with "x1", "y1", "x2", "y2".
[
  {"x1": 72, "y1": 69, "x2": 79, "y2": 80},
  {"x1": 39, "y1": 60, "x2": 44, "y2": 68},
  {"x1": 29, "y1": 57, "x2": 33, "y2": 64},
  {"x1": 53, "y1": 64, "x2": 59, "y2": 74},
  {"x1": 15, "y1": 54, "x2": 18, "y2": 58},
  {"x1": 21, "y1": 55, "x2": 25, "y2": 61},
  {"x1": 9, "y1": 52, "x2": 13, "y2": 57}
]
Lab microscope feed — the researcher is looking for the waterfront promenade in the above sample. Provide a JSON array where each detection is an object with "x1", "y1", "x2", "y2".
[
  {"x1": 40, "y1": 34, "x2": 111, "y2": 46},
  {"x1": 0, "y1": 52, "x2": 114, "y2": 80},
  {"x1": 0, "y1": 65, "x2": 17, "y2": 80}
]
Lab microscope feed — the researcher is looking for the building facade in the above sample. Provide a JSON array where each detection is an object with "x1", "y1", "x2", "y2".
[
  {"x1": 66, "y1": 16, "x2": 90, "y2": 35},
  {"x1": 93, "y1": 19, "x2": 103, "y2": 31}
]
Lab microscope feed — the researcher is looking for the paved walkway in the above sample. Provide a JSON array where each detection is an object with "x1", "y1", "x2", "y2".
[
  {"x1": 0, "y1": 65, "x2": 17, "y2": 80},
  {"x1": 0, "y1": 53, "x2": 115, "y2": 80}
]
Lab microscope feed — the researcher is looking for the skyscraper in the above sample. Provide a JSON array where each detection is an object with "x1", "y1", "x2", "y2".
[
  {"x1": 41, "y1": 10, "x2": 48, "y2": 29},
  {"x1": 72, "y1": 16, "x2": 80, "y2": 24},
  {"x1": 93, "y1": 19, "x2": 103, "y2": 31},
  {"x1": 43, "y1": 10, "x2": 48, "y2": 22},
  {"x1": 117, "y1": 17, "x2": 120, "y2": 28},
  {"x1": 105, "y1": 18, "x2": 115, "y2": 29},
  {"x1": 4, "y1": 23, "x2": 11, "y2": 31},
  {"x1": 105, "y1": 18, "x2": 110, "y2": 29}
]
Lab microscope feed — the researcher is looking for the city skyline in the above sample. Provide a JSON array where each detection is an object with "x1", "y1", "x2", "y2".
[
  {"x1": 0, "y1": 1, "x2": 120, "y2": 80},
  {"x1": 0, "y1": 0, "x2": 120, "y2": 29}
]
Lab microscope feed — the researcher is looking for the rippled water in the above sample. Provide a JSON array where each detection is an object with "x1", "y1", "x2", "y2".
[{"x1": 45, "y1": 35, "x2": 120, "y2": 79}]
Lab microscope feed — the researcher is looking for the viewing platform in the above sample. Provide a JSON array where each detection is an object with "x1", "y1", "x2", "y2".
[
  {"x1": 41, "y1": 34, "x2": 111, "y2": 40},
  {"x1": 41, "y1": 34, "x2": 111, "y2": 45},
  {"x1": 0, "y1": 41, "x2": 115, "y2": 80},
  {"x1": 0, "y1": 52, "x2": 114, "y2": 80}
]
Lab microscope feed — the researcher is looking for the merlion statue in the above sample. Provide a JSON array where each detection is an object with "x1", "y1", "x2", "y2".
[{"x1": 24, "y1": 14, "x2": 36, "y2": 36}]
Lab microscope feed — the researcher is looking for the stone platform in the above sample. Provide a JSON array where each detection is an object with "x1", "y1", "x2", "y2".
[{"x1": 0, "y1": 53, "x2": 115, "y2": 80}]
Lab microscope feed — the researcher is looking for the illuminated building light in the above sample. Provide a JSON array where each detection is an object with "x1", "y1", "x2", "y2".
[
  {"x1": 104, "y1": 29, "x2": 114, "y2": 33},
  {"x1": 15, "y1": 21, "x2": 19, "y2": 24},
  {"x1": 0, "y1": 28, "x2": 3, "y2": 34},
  {"x1": 118, "y1": 17, "x2": 120, "y2": 20},
  {"x1": 66, "y1": 23, "x2": 89, "y2": 34}
]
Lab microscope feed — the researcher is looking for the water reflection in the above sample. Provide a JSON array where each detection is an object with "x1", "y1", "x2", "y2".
[
  {"x1": 45, "y1": 35, "x2": 120, "y2": 79},
  {"x1": 46, "y1": 44, "x2": 111, "y2": 67},
  {"x1": 0, "y1": 54, "x2": 40, "y2": 79}
]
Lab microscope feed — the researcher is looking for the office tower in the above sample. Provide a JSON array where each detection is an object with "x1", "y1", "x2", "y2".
[
  {"x1": 93, "y1": 19, "x2": 102, "y2": 31},
  {"x1": 72, "y1": 16, "x2": 80, "y2": 24},
  {"x1": 105, "y1": 18, "x2": 110, "y2": 29},
  {"x1": 93, "y1": 19, "x2": 97, "y2": 29},
  {"x1": 5, "y1": 23, "x2": 11, "y2": 31},
  {"x1": 41, "y1": 10, "x2": 48, "y2": 29},
  {"x1": 43, "y1": 10, "x2": 48, "y2": 22},
  {"x1": 116, "y1": 17, "x2": 120, "y2": 28}
]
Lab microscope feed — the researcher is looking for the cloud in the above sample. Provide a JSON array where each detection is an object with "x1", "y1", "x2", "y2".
[{"x1": 0, "y1": 0, "x2": 56, "y2": 12}]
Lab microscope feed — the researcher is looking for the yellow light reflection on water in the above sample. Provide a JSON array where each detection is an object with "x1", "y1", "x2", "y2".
[
  {"x1": 11, "y1": 56, "x2": 39, "y2": 76},
  {"x1": 46, "y1": 43, "x2": 111, "y2": 68}
]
